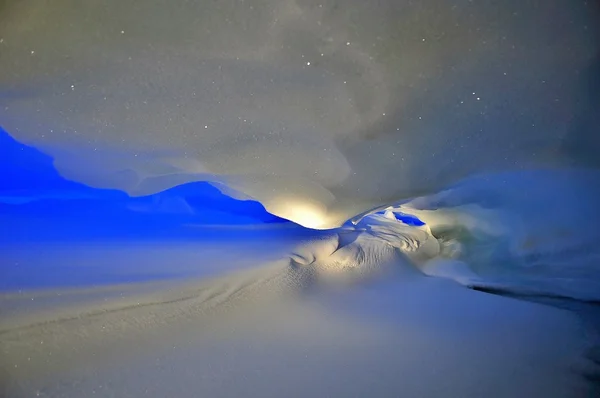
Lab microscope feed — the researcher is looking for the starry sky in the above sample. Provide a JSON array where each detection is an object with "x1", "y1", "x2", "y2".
[{"x1": 0, "y1": 0, "x2": 598, "y2": 227}]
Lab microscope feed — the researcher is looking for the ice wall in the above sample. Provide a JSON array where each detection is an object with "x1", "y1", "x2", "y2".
[
  {"x1": 0, "y1": 0, "x2": 599, "y2": 227},
  {"x1": 0, "y1": 128, "x2": 286, "y2": 242}
]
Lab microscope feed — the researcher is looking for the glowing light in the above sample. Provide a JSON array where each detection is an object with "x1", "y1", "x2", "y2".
[
  {"x1": 289, "y1": 206, "x2": 326, "y2": 229},
  {"x1": 268, "y1": 199, "x2": 328, "y2": 229}
]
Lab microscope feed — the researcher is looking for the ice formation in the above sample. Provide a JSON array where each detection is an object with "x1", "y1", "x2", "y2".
[
  {"x1": 1, "y1": 1, "x2": 600, "y2": 396},
  {"x1": 359, "y1": 170, "x2": 600, "y2": 302}
]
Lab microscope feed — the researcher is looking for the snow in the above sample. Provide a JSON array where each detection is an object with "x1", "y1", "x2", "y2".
[
  {"x1": 1, "y1": 1, "x2": 599, "y2": 396},
  {"x1": 1, "y1": 224, "x2": 597, "y2": 397},
  {"x1": 2, "y1": 179, "x2": 600, "y2": 396},
  {"x1": 400, "y1": 169, "x2": 600, "y2": 303}
]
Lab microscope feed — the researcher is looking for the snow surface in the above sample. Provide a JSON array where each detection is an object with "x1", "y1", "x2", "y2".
[
  {"x1": 2, "y1": 169, "x2": 600, "y2": 397},
  {"x1": 1, "y1": 229, "x2": 598, "y2": 398},
  {"x1": 358, "y1": 169, "x2": 600, "y2": 303},
  {"x1": 1, "y1": 1, "x2": 599, "y2": 396}
]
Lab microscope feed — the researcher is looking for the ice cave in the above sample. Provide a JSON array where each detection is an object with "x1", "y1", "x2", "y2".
[{"x1": 1, "y1": 1, "x2": 599, "y2": 397}]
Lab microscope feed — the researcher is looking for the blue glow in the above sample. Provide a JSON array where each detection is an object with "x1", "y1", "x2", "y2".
[
  {"x1": 394, "y1": 212, "x2": 426, "y2": 226},
  {"x1": 0, "y1": 127, "x2": 288, "y2": 242}
]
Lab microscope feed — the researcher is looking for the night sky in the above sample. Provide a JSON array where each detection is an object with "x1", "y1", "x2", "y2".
[{"x1": 1, "y1": 0, "x2": 598, "y2": 226}]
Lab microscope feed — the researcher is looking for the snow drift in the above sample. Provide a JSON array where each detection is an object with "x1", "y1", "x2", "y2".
[{"x1": 1, "y1": 1, "x2": 600, "y2": 396}]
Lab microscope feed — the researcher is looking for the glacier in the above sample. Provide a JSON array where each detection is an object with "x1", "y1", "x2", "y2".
[{"x1": 1, "y1": 0, "x2": 600, "y2": 397}]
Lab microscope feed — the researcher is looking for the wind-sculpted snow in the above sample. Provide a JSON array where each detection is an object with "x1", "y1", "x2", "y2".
[
  {"x1": 2, "y1": 213, "x2": 599, "y2": 397},
  {"x1": 1, "y1": 1, "x2": 600, "y2": 396},
  {"x1": 1, "y1": 0, "x2": 598, "y2": 227},
  {"x1": 357, "y1": 169, "x2": 600, "y2": 303},
  {"x1": 2, "y1": 167, "x2": 600, "y2": 396}
]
